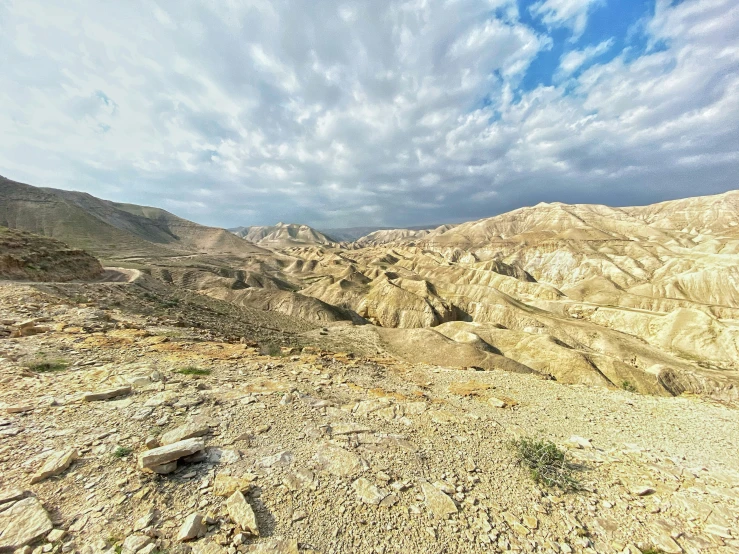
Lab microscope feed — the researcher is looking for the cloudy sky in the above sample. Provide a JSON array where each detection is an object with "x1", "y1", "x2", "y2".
[{"x1": 1, "y1": 0, "x2": 738, "y2": 228}]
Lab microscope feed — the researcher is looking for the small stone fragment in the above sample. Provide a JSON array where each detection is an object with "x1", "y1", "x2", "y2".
[
  {"x1": 177, "y1": 513, "x2": 206, "y2": 542},
  {"x1": 313, "y1": 443, "x2": 362, "y2": 476},
  {"x1": 137, "y1": 437, "x2": 205, "y2": 471},
  {"x1": 632, "y1": 486, "x2": 656, "y2": 496},
  {"x1": 30, "y1": 449, "x2": 78, "y2": 484},
  {"x1": 488, "y1": 397, "x2": 506, "y2": 408},
  {"x1": 46, "y1": 529, "x2": 66, "y2": 542},
  {"x1": 121, "y1": 535, "x2": 152, "y2": 554},
  {"x1": 213, "y1": 473, "x2": 254, "y2": 497},
  {"x1": 226, "y1": 491, "x2": 259, "y2": 536},
  {"x1": 420, "y1": 480, "x2": 458, "y2": 518},
  {"x1": 246, "y1": 539, "x2": 299, "y2": 553},
  {"x1": 160, "y1": 418, "x2": 210, "y2": 446},
  {"x1": 352, "y1": 477, "x2": 386, "y2": 505},
  {"x1": 83, "y1": 386, "x2": 132, "y2": 402}
]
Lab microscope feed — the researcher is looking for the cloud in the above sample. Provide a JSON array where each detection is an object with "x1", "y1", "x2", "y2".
[
  {"x1": 557, "y1": 38, "x2": 614, "y2": 78},
  {"x1": 530, "y1": 0, "x2": 604, "y2": 40},
  {"x1": 0, "y1": 0, "x2": 737, "y2": 229}
]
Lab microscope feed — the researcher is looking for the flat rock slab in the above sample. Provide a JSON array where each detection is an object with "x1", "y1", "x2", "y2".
[
  {"x1": 246, "y1": 539, "x2": 299, "y2": 553},
  {"x1": 213, "y1": 473, "x2": 255, "y2": 497},
  {"x1": 313, "y1": 443, "x2": 362, "y2": 476},
  {"x1": 0, "y1": 489, "x2": 26, "y2": 505},
  {"x1": 138, "y1": 438, "x2": 205, "y2": 470},
  {"x1": 30, "y1": 448, "x2": 77, "y2": 484},
  {"x1": 177, "y1": 513, "x2": 206, "y2": 542},
  {"x1": 352, "y1": 477, "x2": 386, "y2": 505},
  {"x1": 420, "y1": 480, "x2": 458, "y2": 518},
  {"x1": 160, "y1": 419, "x2": 210, "y2": 446},
  {"x1": 83, "y1": 386, "x2": 132, "y2": 402},
  {"x1": 0, "y1": 496, "x2": 53, "y2": 551},
  {"x1": 226, "y1": 491, "x2": 259, "y2": 536}
]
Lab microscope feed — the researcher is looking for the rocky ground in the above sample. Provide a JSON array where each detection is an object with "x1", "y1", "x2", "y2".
[{"x1": 1, "y1": 283, "x2": 738, "y2": 554}]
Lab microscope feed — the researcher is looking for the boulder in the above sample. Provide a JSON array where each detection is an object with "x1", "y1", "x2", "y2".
[
  {"x1": 0, "y1": 496, "x2": 53, "y2": 551},
  {"x1": 137, "y1": 438, "x2": 205, "y2": 471}
]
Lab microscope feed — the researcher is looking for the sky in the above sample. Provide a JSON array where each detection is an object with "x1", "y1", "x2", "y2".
[{"x1": 1, "y1": 0, "x2": 738, "y2": 229}]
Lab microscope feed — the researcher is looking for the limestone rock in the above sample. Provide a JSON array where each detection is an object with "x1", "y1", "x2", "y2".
[
  {"x1": 160, "y1": 419, "x2": 210, "y2": 446},
  {"x1": 0, "y1": 497, "x2": 53, "y2": 551},
  {"x1": 83, "y1": 386, "x2": 132, "y2": 401},
  {"x1": 30, "y1": 448, "x2": 77, "y2": 484},
  {"x1": 177, "y1": 513, "x2": 206, "y2": 542},
  {"x1": 420, "y1": 480, "x2": 458, "y2": 518},
  {"x1": 313, "y1": 443, "x2": 362, "y2": 476},
  {"x1": 0, "y1": 489, "x2": 26, "y2": 505},
  {"x1": 352, "y1": 478, "x2": 386, "y2": 505},
  {"x1": 121, "y1": 535, "x2": 152, "y2": 554},
  {"x1": 191, "y1": 541, "x2": 226, "y2": 554},
  {"x1": 137, "y1": 437, "x2": 205, "y2": 471},
  {"x1": 246, "y1": 539, "x2": 299, "y2": 553},
  {"x1": 212, "y1": 473, "x2": 254, "y2": 497},
  {"x1": 226, "y1": 491, "x2": 259, "y2": 536}
]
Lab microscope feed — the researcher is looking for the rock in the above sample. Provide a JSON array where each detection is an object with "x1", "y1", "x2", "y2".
[
  {"x1": 632, "y1": 486, "x2": 656, "y2": 496},
  {"x1": 46, "y1": 530, "x2": 65, "y2": 543},
  {"x1": 137, "y1": 437, "x2": 205, "y2": 471},
  {"x1": 568, "y1": 436, "x2": 593, "y2": 449},
  {"x1": 352, "y1": 478, "x2": 386, "y2": 505},
  {"x1": 191, "y1": 540, "x2": 226, "y2": 554},
  {"x1": 159, "y1": 418, "x2": 210, "y2": 446},
  {"x1": 257, "y1": 451, "x2": 293, "y2": 468},
  {"x1": 4, "y1": 405, "x2": 34, "y2": 414},
  {"x1": 283, "y1": 469, "x2": 315, "y2": 491},
  {"x1": 464, "y1": 457, "x2": 477, "y2": 472},
  {"x1": 313, "y1": 443, "x2": 362, "y2": 476},
  {"x1": 330, "y1": 423, "x2": 371, "y2": 435},
  {"x1": 121, "y1": 535, "x2": 152, "y2": 554},
  {"x1": 83, "y1": 386, "x2": 132, "y2": 402},
  {"x1": 488, "y1": 397, "x2": 506, "y2": 408},
  {"x1": 523, "y1": 515, "x2": 538, "y2": 529},
  {"x1": 30, "y1": 449, "x2": 78, "y2": 484},
  {"x1": 133, "y1": 510, "x2": 156, "y2": 532},
  {"x1": 0, "y1": 489, "x2": 26, "y2": 505},
  {"x1": 177, "y1": 513, "x2": 206, "y2": 542},
  {"x1": 213, "y1": 474, "x2": 254, "y2": 497},
  {"x1": 226, "y1": 491, "x2": 259, "y2": 536},
  {"x1": 420, "y1": 480, "x2": 458, "y2": 518},
  {"x1": 705, "y1": 524, "x2": 733, "y2": 539},
  {"x1": 246, "y1": 539, "x2": 298, "y2": 553},
  {"x1": 0, "y1": 497, "x2": 53, "y2": 551},
  {"x1": 149, "y1": 461, "x2": 178, "y2": 474}
]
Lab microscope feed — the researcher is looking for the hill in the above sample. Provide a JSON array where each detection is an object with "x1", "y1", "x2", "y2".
[
  {"x1": 0, "y1": 176, "x2": 264, "y2": 259},
  {"x1": 230, "y1": 223, "x2": 339, "y2": 247}
]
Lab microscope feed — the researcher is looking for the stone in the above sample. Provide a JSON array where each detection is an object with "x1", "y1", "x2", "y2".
[
  {"x1": 313, "y1": 443, "x2": 362, "y2": 476},
  {"x1": 246, "y1": 539, "x2": 299, "y2": 553},
  {"x1": 631, "y1": 486, "x2": 656, "y2": 496},
  {"x1": 0, "y1": 497, "x2": 53, "y2": 552},
  {"x1": 568, "y1": 436, "x2": 593, "y2": 449},
  {"x1": 133, "y1": 510, "x2": 156, "y2": 532},
  {"x1": 30, "y1": 449, "x2": 78, "y2": 484},
  {"x1": 213, "y1": 474, "x2": 254, "y2": 497},
  {"x1": 352, "y1": 478, "x2": 386, "y2": 505},
  {"x1": 160, "y1": 419, "x2": 210, "y2": 446},
  {"x1": 226, "y1": 491, "x2": 259, "y2": 536},
  {"x1": 330, "y1": 423, "x2": 371, "y2": 435},
  {"x1": 420, "y1": 480, "x2": 458, "y2": 518},
  {"x1": 464, "y1": 457, "x2": 477, "y2": 472},
  {"x1": 149, "y1": 461, "x2": 178, "y2": 474},
  {"x1": 121, "y1": 535, "x2": 152, "y2": 554},
  {"x1": 177, "y1": 513, "x2": 206, "y2": 542},
  {"x1": 137, "y1": 437, "x2": 205, "y2": 471},
  {"x1": 523, "y1": 516, "x2": 538, "y2": 529},
  {"x1": 191, "y1": 541, "x2": 226, "y2": 554},
  {"x1": 283, "y1": 469, "x2": 315, "y2": 491},
  {"x1": 4, "y1": 405, "x2": 34, "y2": 414},
  {"x1": 46, "y1": 530, "x2": 65, "y2": 543},
  {"x1": 705, "y1": 524, "x2": 733, "y2": 539},
  {"x1": 257, "y1": 451, "x2": 293, "y2": 468},
  {"x1": 83, "y1": 387, "x2": 132, "y2": 402},
  {"x1": 0, "y1": 489, "x2": 26, "y2": 505},
  {"x1": 488, "y1": 397, "x2": 506, "y2": 408}
]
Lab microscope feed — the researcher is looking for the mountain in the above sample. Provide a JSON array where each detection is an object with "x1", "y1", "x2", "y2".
[
  {"x1": 323, "y1": 224, "x2": 445, "y2": 242},
  {"x1": 352, "y1": 224, "x2": 457, "y2": 247},
  {"x1": 230, "y1": 222, "x2": 339, "y2": 247},
  {"x1": 0, "y1": 176, "x2": 265, "y2": 259}
]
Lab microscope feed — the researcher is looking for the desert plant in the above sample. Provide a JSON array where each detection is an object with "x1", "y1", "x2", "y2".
[
  {"x1": 26, "y1": 358, "x2": 68, "y2": 373},
  {"x1": 621, "y1": 380, "x2": 637, "y2": 393},
  {"x1": 176, "y1": 366, "x2": 210, "y2": 376},
  {"x1": 510, "y1": 437, "x2": 580, "y2": 490},
  {"x1": 112, "y1": 446, "x2": 133, "y2": 458}
]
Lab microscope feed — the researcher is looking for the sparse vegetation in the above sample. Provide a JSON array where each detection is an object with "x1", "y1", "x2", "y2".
[
  {"x1": 112, "y1": 446, "x2": 133, "y2": 458},
  {"x1": 26, "y1": 357, "x2": 68, "y2": 373},
  {"x1": 621, "y1": 380, "x2": 637, "y2": 393},
  {"x1": 641, "y1": 549, "x2": 664, "y2": 554},
  {"x1": 511, "y1": 437, "x2": 580, "y2": 490},
  {"x1": 176, "y1": 366, "x2": 211, "y2": 376}
]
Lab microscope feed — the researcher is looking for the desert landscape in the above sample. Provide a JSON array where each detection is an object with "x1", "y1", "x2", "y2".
[{"x1": 1, "y1": 176, "x2": 738, "y2": 554}]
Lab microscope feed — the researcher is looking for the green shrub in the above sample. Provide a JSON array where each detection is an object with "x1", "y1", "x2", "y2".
[
  {"x1": 510, "y1": 437, "x2": 580, "y2": 490},
  {"x1": 112, "y1": 446, "x2": 133, "y2": 458},
  {"x1": 176, "y1": 366, "x2": 210, "y2": 376},
  {"x1": 26, "y1": 359, "x2": 68, "y2": 373},
  {"x1": 621, "y1": 380, "x2": 637, "y2": 393}
]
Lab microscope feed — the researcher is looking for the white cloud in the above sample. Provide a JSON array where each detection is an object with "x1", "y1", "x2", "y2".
[
  {"x1": 530, "y1": 0, "x2": 604, "y2": 40},
  {"x1": 557, "y1": 38, "x2": 614, "y2": 78},
  {"x1": 0, "y1": 0, "x2": 737, "y2": 228}
]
